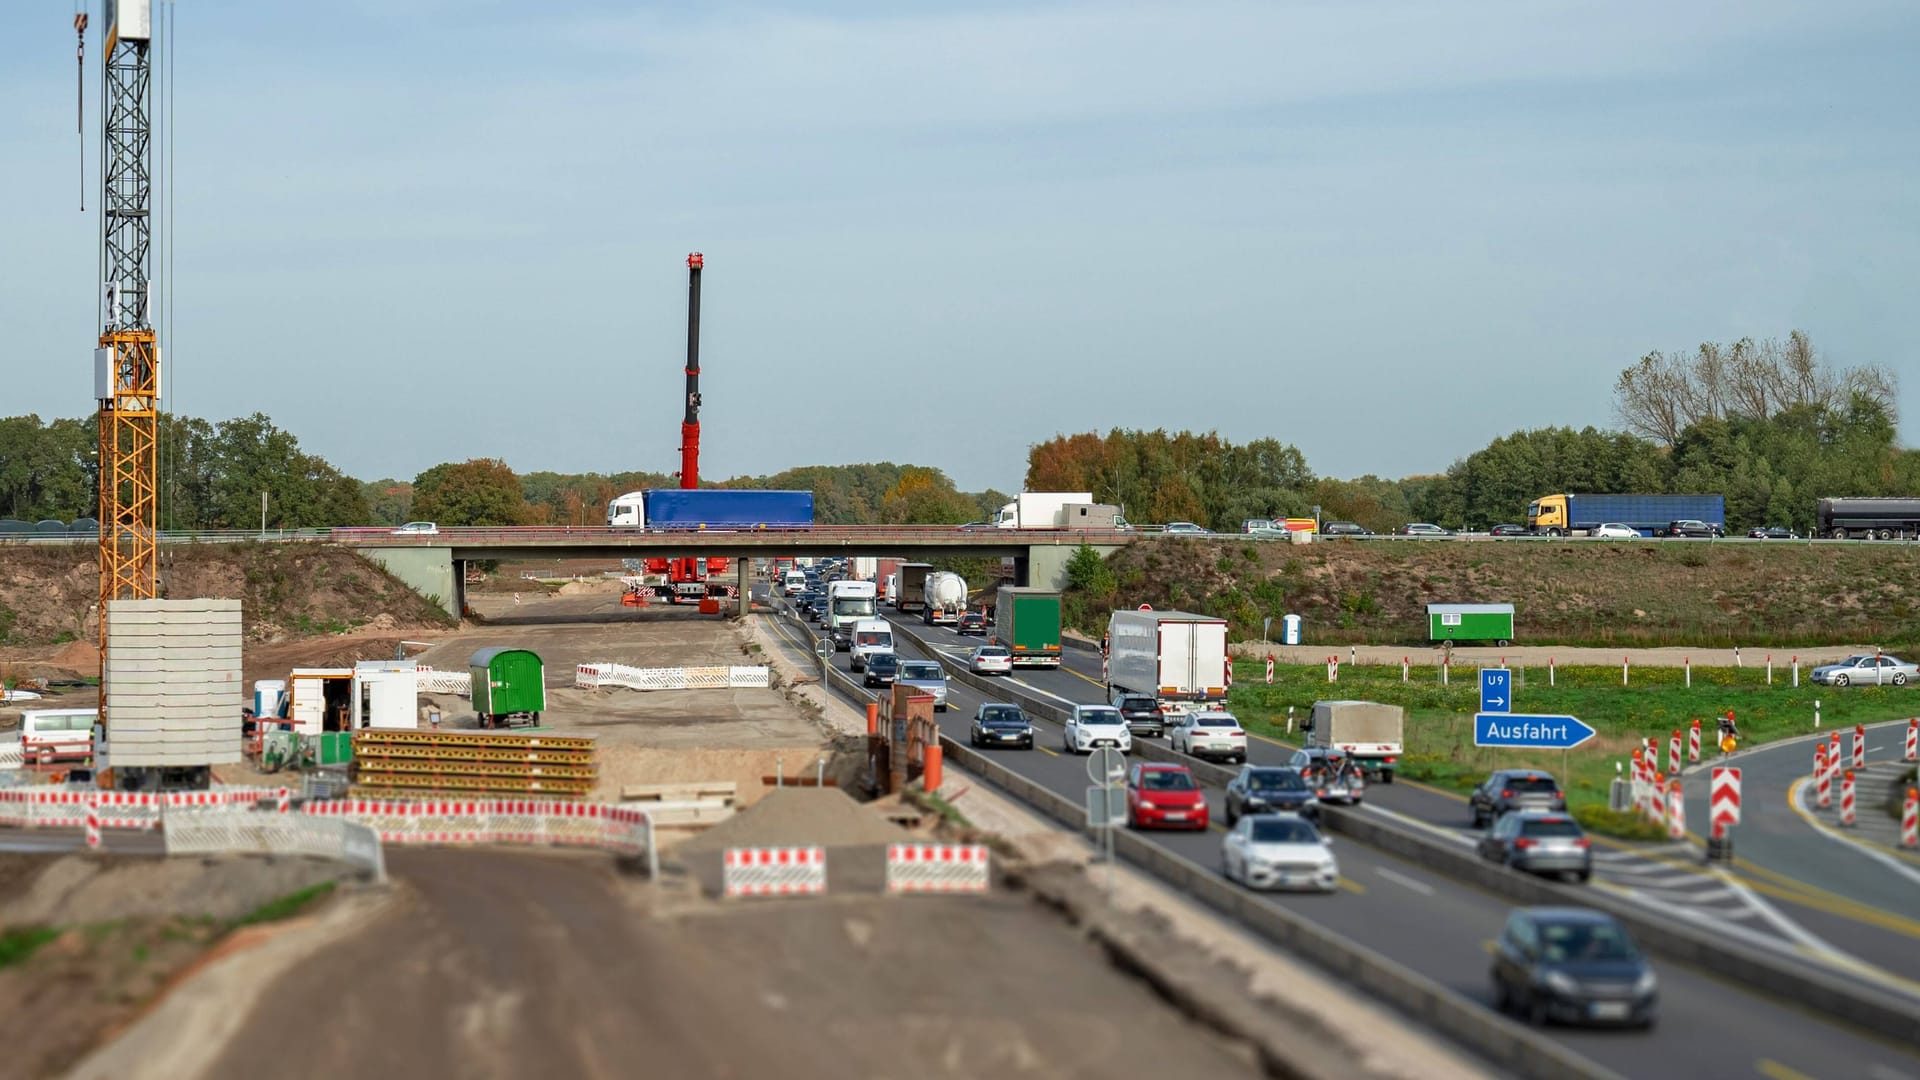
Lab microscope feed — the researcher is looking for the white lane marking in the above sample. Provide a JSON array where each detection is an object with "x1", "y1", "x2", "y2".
[
  {"x1": 1357, "y1": 802, "x2": 1477, "y2": 846},
  {"x1": 1375, "y1": 867, "x2": 1435, "y2": 896},
  {"x1": 1868, "y1": 1065, "x2": 1917, "y2": 1080},
  {"x1": 1791, "y1": 778, "x2": 1920, "y2": 890}
]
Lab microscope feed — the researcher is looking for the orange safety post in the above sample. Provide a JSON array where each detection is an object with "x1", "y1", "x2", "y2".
[
  {"x1": 922, "y1": 745, "x2": 943, "y2": 794},
  {"x1": 867, "y1": 702, "x2": 879, "y2": 736}
]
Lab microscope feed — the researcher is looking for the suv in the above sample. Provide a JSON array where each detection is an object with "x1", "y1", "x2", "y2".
[
  {"x1": 1665, "y1": 519, "x2": 1722, "y2": 538},
  {"x1": 1469, "y1": 769, "x2": 1566, "y2": 827},
  {"x1": 862, "y1": 652, "x2": 899, "y2": 688},
  {"x1": 1112, "y1": 694, "x2": 1165, "y2": 738}
]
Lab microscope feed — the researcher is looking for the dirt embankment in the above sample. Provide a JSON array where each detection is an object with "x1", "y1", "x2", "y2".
[
  {"x1": 0, "y1": 541, "x2": 453, "y2": 672},
  {"x1": 1085, "y1": 537, "x2": 1920, "y2": 649}
]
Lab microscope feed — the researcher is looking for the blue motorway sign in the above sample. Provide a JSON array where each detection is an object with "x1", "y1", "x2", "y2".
[
  {"x1": 1474, "y1": 713, "x2": 1595, "y2": 751},
  {"x1": 1480, "y1": 668, "x2": 1511, "y2": 714}
]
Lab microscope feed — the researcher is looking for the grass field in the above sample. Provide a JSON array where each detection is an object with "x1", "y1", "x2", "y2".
[{"x1": 1226, "y1": 659, "x2": 1918, "y2": 836}]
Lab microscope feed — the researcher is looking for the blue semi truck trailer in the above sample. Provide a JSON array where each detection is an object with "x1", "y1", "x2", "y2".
[
  {"x1": 1526, "y1": 493, "x2": 1724, "y2": 537},
  {"x1": 606, "y1": 489, "x2": 814, "y2": 530}
]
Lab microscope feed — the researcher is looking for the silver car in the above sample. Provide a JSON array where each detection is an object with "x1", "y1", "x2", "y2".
[
  {"x1": 1810, "y1": 654, "x2": 1915, "y2": 687},
  {"x1": 1479, "y1": 811, "x2": 1593, "y2": 883},
  {"x1": 896, "y1": 659, "x2": 949, "y2": 712}
]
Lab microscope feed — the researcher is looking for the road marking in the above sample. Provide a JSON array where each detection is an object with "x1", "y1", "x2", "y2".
[
  {"x1": 1059, "y1": 665, "x2": 1106, "y2": 689},
  {"x1": 1375, "y1": 867, "x2": 1435, "y2": 896},
  {"x1": 1037, "y1": 746, "x2": 1060, "y2": 758},
  {"x1": 1480, "y1": 938, "x2": 1497, "y2": 955},
  {"x1": 1787, "y1": 777, "x2": 1920, "y2": 886},
  {"x1": 1337, "y1": 876, "x2": 1367, "y2": 895},
  {"x1": 1757, "y1": 1058, "x2": 1819, "y2": 1080},
  {"x1": 1867, "y1": 1066, "x2": 1918, "y2": 1080}
]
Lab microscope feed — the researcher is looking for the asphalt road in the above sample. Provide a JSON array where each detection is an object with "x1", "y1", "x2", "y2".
[{"x1": 760, "y1": 590, "x2": 1920, "y2": 1080}]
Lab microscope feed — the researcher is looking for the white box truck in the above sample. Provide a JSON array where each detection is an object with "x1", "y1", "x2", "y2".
[
  {"x1": 995, "y1": 492, "x2": 1091, "y2": 528},
  {"x1": 1103, "y1": 609, "x2": 1229, "y2": 717},
  {"x1": 99, "y1": 598, "x2": 243, "y2": 791},
  {"x1": 1305, "y1": 700, "x2": 1405, "y2": 783}
]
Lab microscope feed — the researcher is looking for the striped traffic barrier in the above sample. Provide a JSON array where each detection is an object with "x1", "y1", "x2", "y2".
[
  {"x1": 1906, "y1": 718, "x2": 1918, "y2": 763},
  {"x1": 1649, "y1": 773, "x2": 1666, "y2": 828},
  {"x1": 1630, "y1": 749, "x2": 1647, "y2": 814},
  {"x1": 1853, "y1": 725, "x2": 1866, "y2": 769},
  {"x1": 1667, "y1": 780, "x2": 1685, "y2": 842},
  {"x1": 1903, "y1": 789, "x2": 1918, "y2": 850},
  {"x1": 85, "y1": 797, "x2": 100, "y2": 850},
  {"x1": 1840, "y1": 770, "x2": 1857, "y2": 827},
  {"x1": 1688, "y1": 720, "x2": 1701, "y2": 765},
  {"x1": 277, "y1": 787, "x2": 290, "y2": 813},
  {"x1": 723, "y1": 847, "x2": 827, "y2": 897},
  {"x1": 1816, "y1": 746, "x2": 1832, "y2": 809},
  {"x1": 1668, "y1": 730, "x2": 1681, "y2": 776},
  {"x1": 886, "y1": 844, "x2": 990, "y2": 894}
]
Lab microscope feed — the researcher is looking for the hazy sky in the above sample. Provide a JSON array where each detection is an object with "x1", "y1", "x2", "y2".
[{"x1": 2, "y1": 1, "x2": 1915, "y2": 493}]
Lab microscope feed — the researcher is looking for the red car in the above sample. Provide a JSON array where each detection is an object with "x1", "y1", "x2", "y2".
[{"x1": 1126, "y1": 763, "x2": 1209, "y2": 830}]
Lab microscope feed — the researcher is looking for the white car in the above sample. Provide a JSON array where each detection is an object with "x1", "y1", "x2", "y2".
[
  {"x1": 1062, "y1": 704, "x2": 1132, "y2": 755},
  {"x1": 1221, "y1": 813, "x2": 1339, "y2": 892},
  {"x1": 1591, "y1": 523, "x2": 1638, "y2": 539},
  {"x1": 1168, "y1": 709, "x2": 1247, "y2": 764},
  {"x1": 969, "y1": 645, "x2": 1014, "y2": 675},
  {"x1": 1810, "y1": 654, "x2": 1916, "y2": 687},
  {"x1": 391, "y1": 521, "x2": 439, "y2": 536}
]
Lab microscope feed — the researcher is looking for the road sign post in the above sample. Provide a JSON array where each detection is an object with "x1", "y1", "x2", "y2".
[
  {"x1": 1480, "y1": 668, "x2": 1511, "y2": 715},
  {"x1": 1086, "y1": 747, "x2": 1127, "y2": 897},
  {"x1": 1472, "y1": 713, "x2": 1595, "y2": 751},
  {"x1": 815, "y1": 636, "x2": 831, "y2": 686}
]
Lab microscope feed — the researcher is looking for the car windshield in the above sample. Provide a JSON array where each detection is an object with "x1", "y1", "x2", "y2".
[
  {"x1": 1192, "y1": 714, "x2": 1236, "y2": 729},
  {"x1": 1508, "y1": 776, "x2": 1559, "y2": 793},
  {"x1": 1538, "y1": 921, "x2": 1639, "y2": 963},
  {"x1": 870, "y1": 655, "x2": 897, "y2": 671},
  {"x1": 1250, "y1": 819, "x2": 1318, "y2": 844},
  {"x1": 1119, "y1": 697, "x2": 1155, "y2": 710},
  {"x1": 856, "y1": 632, "x2": 889, "y2": 647},
  {"x1": 901, "y1": 662, "x2": 943, "y2": 680},
  {"x1": 1140, "y1": 770, "x2": 1197, "y2": 791},
  {"x1": 980, "y1": 707, "x2": 1025, "y2": 725},
  {"x1": 1078, "y1": 708, "x2": 1122, "y2": 726},
  {"x1": 978, "y1": 647, "x2": 1008, "y2": 657},
  {"x1": 1519, "y1": 819, "x2": 1583, "y2": 838},
  {"x1": 833, "y1": 598, "x2": 877, "y2": 617},
  {"x1": 1246, "y1": 770, "x2": 1305, "y2": 792}
]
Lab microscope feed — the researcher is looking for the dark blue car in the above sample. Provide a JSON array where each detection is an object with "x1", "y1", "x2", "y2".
[{"x1": 1223, "y1": 765, "x2": 1319, "y2": 825}]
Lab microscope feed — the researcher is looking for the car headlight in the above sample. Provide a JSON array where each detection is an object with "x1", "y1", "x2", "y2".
[
  {"x1": 1633, "y1": 970, "x2": 1658, "y2": 995},
  {"x1": 1138, "y1": 799, "x2": 1155, "y2": 809},
  {"x1": 1544, "y1": 972, "x2": 1581, "y2": 995}
]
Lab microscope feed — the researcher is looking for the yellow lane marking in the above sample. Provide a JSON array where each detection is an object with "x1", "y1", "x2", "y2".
[
  {"x1": 1060, "y1": 665, "x2": 1106, "y2": 689},
  {"x1": 1480, "y1": 938, "x2": 1497, "y2": 955},
  {"x1": 1037, "y1": 746, "x2": 1060, "y2": 758},
  {"x1": 1337, "y1": 876, "x2": 1367, "y2": 895},
  {"x1": 1756, "y1": 1059, "x2": 1819, "y2": 1080}
]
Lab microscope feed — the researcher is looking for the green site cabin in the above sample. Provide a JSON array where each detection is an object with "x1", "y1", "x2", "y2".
[
  {"x1": 1427, "y1": 603, "x2": 1515, "y2": 646},
  {"x1": 995, "y1": 586, "x2": 1063, "y2": 667},
  {"x1": 468, "y1": 647, "x2": 546, "y2": 728}
]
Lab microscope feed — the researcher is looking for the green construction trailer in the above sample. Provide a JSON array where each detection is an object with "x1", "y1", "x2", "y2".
[
  {"x1": 1427, "y1": 603, "x2": 1514, "y2": 646},
  {"x1": 994, "y1": 587, "x2": 1063, "y2": 668},
  {"x1": 469, "y1": 647, "x2": 546, "y2": 728}
]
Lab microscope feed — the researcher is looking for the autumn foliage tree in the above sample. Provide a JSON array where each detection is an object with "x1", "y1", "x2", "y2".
[
  {"x1": 880, "y1": 466, "x2": 976, "y2": 524},
  {"x1": 411, "y1": 459, "x2": 533, "y2": 526},
  {"x1": 1026, "y1": 429, "x2": 1313, "y2": 529}
]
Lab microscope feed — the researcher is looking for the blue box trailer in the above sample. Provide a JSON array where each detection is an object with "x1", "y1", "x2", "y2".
[
  {"x1": 1530, "y1": 493, "x2": 1724, "y2": 536},
  {"x1": 640, "y1": 490, "x2": 814, "y2": 531}
]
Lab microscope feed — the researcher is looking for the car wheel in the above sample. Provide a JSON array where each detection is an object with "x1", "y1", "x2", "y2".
[
  {"x1": 1833, "y1": 673, "x2": 1849, "y2": 687},
  {"x1": 1879, "y1": 528, "x2": 1897, "y2": 541},
  {"x1": 1470, "y1": 806, "x2": 1483, "y2": 828},
  {"x1": 1575, "y1": 869, "x2": 1592, "y2": 884},
  {"x1": 1524, "y1": 991, "x2": 1547, "y2": 1027},
  {"x1": 1895, "y1": 672, "x2": 1909, "y2": 687},
  {"x1": 1493, "y1": 980, "x2": 1513, "y2": 1015},
  {"x1": 1831, "y1": 528, "x2": 1848, "y2": 540},
  {"x1": 1225, "y1": 804, "x2": 1238, "y2": 826}
]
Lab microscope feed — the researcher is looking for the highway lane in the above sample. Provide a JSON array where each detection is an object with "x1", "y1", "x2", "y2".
[
  {"x1": 897, "y1": 615, "x2": 1920, "y2": 989},
  {"x1": 762, "y1": 600, "x2": 1920, "y2": 1080}
]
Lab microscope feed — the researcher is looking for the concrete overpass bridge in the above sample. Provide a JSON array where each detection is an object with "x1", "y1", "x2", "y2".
[{"x1": 327, "y1": 526, "x2": 1134, "y2": 616}]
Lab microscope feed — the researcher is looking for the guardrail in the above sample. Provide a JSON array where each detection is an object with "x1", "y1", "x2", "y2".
[
  {"x1": 882, "y1": 617, "x2": 1920, "y2": 1043},
  {"x1": 0, "y1": 528, "x2": 331, "y2": 546}
]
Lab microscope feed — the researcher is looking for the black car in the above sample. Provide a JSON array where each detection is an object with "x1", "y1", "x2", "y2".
[
  {"x1": 1491, "y1": 908, "x2": 1657, "y2": 1028},
  {"x1": 1489, "y1": 524, "x2": 1530, "y2": 537},
  {"x1": 956, "y1": 612, "x2": 988, "y2": 636},
  {"x1": 1224, "y1": 765, "x2": 1320, "y2": 824},
  {"x1": 968, "y1": 703, "x2": 1034, "y2": 749},
  {"x1": 863, "y1": 652, "x2": 899, "y2": 688},
  {"x1": 1469, "y1": 769, "x2": 1566, "y2": 827},
  {"x1": 1321, "y1": 521, "x2": 1373, "y2": 537},
  {"x1": 1747, "y1": 526, "x2": 1798, "y2": 539},
  {"x1": 1113, "y1": 694, "x2": 1164, "y2": 737},
  {"x1": 1664, "y1": 519, "x2": 1722, "y2": 538}
]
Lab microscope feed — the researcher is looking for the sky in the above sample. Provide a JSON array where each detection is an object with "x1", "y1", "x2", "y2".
[{"x1": 1, "y1": 1, "x2": 1916, "y2": 494}]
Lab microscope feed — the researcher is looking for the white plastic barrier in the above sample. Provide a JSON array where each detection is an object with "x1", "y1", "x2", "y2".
[
  {"x1": 0, "y1": 786, "x2": 271, "y2": 829},
  {"x1": 162, "y1": 808, "x2": 386, "y2": 881},
  {"x1": 416, "y1": 671, "x2": 473, "y2": 695},
  {"x1": 0, "y1": 736, "x2": 21, "y2": 769},
  {"x1": 723, "y1": 846, "x2": 827, "y2": 897},
  {"x1": 301, "y1": 797, "x2": 657, "y2": 877},
  {"x1": 886, "y1": 843, "x2": 991, "y2": 894},
  {"x1": 574, "y1": 663, "x2": 770, "y2": 692}
]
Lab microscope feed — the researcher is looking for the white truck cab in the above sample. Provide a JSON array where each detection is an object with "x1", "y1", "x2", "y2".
[{"x1": 848, "y1": 618, "x2": 895, "y2": 671}]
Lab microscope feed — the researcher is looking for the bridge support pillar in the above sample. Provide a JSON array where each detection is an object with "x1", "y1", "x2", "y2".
[
  {"x1": 737, "y1": 558, "x2": 751, "y2": 613},
  {"x1": 353, "y1": 546, "x2": 458, "y2": 618}
]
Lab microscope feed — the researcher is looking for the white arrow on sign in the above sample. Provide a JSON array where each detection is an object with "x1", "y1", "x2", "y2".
[{"x1": 1485, "y1": 696, "x2": 1505, "y2": 708}]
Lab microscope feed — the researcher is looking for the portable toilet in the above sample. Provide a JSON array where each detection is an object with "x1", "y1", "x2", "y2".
[
  {"x1": 1426, "y1": 603, "x2": 1515, "y2": 646},
  {"x1": 469, "y1": 647, "x2": 546, "y2": 729},
  {"x1": 1282, "y1": 613, "x2": 1303, "y2": 645},
  {"x1": 253, "y1": 679, "x2": 287, "y2": 719}
]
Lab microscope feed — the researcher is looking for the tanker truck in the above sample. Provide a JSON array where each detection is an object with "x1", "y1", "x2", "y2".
[{"x1": 923, "y1": 571, "x2": 968, "y2": 626}]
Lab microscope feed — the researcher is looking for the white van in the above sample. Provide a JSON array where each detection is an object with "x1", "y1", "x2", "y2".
[
  {"x1": 782, "y1": 569, "x2": 807, "y2": 596},
  {"x1": 849, "y1": 619, "x2": 895, "y2": 672},
  {"x1": 20, "y1": 708, "x2": 98, "y2": 766}
]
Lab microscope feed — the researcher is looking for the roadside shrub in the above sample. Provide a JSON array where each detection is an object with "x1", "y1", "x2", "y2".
[{"x1": 1571, "y1": 804, "x2": 1667, "y2": 842}]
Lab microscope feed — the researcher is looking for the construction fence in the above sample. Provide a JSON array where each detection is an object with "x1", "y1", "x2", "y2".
[{"x1": 575, "y1": 663, "x2": 771, "y2": 692}]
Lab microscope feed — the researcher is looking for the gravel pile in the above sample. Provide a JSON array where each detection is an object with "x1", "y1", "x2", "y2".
[{"x1": 676, "y1": 787, "x2": 904, "y2": 854}]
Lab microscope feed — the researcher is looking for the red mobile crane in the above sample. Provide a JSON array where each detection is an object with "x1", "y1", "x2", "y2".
[{"x1": 641, "y1": 254, "x2": 732, "y2": 605}]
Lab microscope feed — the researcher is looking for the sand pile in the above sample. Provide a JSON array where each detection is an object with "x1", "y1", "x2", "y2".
[{"x1": 677, "y1": 787, "x2": 905, "y2": 854}]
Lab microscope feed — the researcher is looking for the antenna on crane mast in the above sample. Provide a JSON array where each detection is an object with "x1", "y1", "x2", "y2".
[{"x1": 94, "y1": 0, "x2": 161, "y2": 718}]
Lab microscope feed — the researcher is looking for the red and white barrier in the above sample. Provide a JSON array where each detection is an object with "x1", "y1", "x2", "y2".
[
  {"x1": 1688, "y1": 720, "x2": 1701, "y2": 765},
  {"x1": 1710, "y1": 767, "x2": 1741, "y2": 839},
  {"x1": 1667, "y1": 781, "x2": 1685, "y2": 841},
  {"x1": 1903, "y1": 789, "x2": 1917, "y2": 849},
  {"x1": 1668, "y1": 731, "x2": 1681, "y2": 776},
  {"x1": 1853, "y1": 725, "x2": 1866, "y2": 769},
  {"x1": 1840, "y1": 770, "x2": 1857, "y2": 827},
  {"x1": 886, "y1": 843, "x2": 990, "y2": 894},
  {"x1": 1267, "y1": 656, "x2": 1277, "y2": 685},
  {"x1": 1649, "y1": 773, "x2": 1666, "y2": 828},
  {"x1": 1906, "y1": 718, "x2": 1918, "y2": 763},
  {"x1": 85, "y1": 798, "x2": 99, "y2": 850},
  {"x1": 277, "y1": 787, "x2": 291, "y2": 813},
  {"x1": 0, "y1": 787, "x2": 272, "y2": 830},
  {"x1": 723, "y1": 846, "x2": 827, "y2": 897},
  {"x1": 1815, "y1": 747, "x2": 1832, "y2": 809},
  {"x1": 300, "y1": 797, "x2": 652, "y2": 855},
  {"x1": 576, "y1": 663, "x2": 771, "y2": 692}
]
